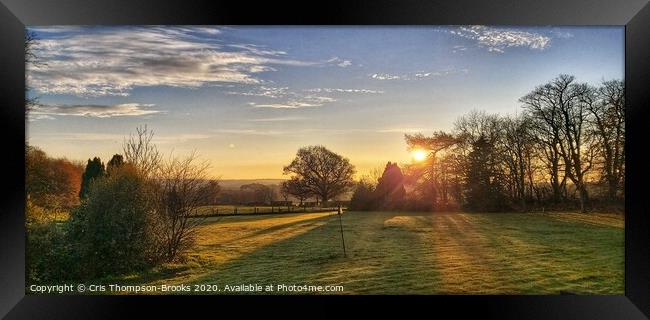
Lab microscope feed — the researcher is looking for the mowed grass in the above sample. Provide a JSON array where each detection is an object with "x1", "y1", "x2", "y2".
[{"x1": 116, "y1": 211, "x2": 623, "y2": 295}]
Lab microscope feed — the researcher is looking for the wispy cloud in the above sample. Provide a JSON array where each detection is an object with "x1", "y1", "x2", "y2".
[
  {"x1": 449, "y1": 26, "x2": 551, "y2": 53},
  {"x1": 248, "y1": 95, "x2": 335, "y2": 109},
  {"x1": 226, "y1": 86, "x2": 289, "y2": 98},
  {"x1": 30, "y1": 103, "x2": 162, "y2": 118},
  {"x1": 370, "y1": 68, "x2": 468, "y2": 81},
  {"x1": 229, "y1": 85, "x2": 382, "y2": 109},
  {"x1": 305, "y1": 88, "x2": 384, "y2": 94},
  {"x1": 28, "y1": 26, "x2": 315, "y2": 97},
  {"x1": 371, "y1": 73, "x2": 402, "y2": 80},
  {"x1": 48, "y1": 132, "x2": 211, "y2": 143},
  {"x1": 327, "y1": 56, "x2": 352, "y2": 68}
]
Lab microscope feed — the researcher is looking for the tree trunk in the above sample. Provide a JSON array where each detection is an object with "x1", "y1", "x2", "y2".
[{"x1": 578, "y1": 184, "x2": 589, "y2": 213}]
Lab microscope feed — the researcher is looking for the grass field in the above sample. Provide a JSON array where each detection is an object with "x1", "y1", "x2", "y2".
[
  {"x1": 113, "y1": 211, "x2": 624, "y2": 295},
  {"x1": 193, "y1": 205, "x2": 338, "y2": 216}
]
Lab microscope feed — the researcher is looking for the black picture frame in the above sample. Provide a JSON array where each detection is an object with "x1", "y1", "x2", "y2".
[{"x1": 1, "y1": 0, "x2": 648, "y2": 319}]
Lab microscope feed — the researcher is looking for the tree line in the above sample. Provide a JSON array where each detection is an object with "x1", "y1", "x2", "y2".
[{"x1": 350, "y1": 75, "x2": 624, "y2": 213}]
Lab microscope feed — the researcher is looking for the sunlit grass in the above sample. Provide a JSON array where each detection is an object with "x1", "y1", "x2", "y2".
[{"x1": 110, "y1": 211, "x2": 623, "y2": 295}]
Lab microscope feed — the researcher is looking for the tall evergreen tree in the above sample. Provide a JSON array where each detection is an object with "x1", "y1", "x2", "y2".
[
  {"x1": 464, "y1": 136, "x2": 507, "y2": 212},
  {"x1": 79, "y1": 157, "x2": 105, "y2": 199}
]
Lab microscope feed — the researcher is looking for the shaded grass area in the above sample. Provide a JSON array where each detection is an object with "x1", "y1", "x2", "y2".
[{"x1": 110, "y1": 211, "x2": 623, "y2": 295}]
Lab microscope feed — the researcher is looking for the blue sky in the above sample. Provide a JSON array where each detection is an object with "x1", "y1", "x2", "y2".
[{"x1": 27, "y1": 26, "x2": 624, "y2": 179}]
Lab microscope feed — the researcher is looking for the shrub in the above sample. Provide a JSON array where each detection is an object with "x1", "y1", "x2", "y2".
[
  {"x1": 69, "y1": 164, "x2": 162, "y2": 278},
  {"x1": 26, "y1": 219, "x2": 77, "y2": 284},
  {"x1": 349, "y1": 180, "x2": 375, "y2": 211}
]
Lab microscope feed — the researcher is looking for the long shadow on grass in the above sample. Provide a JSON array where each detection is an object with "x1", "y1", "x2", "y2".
[
  {"x1": 185, "y1": 211, "x2": 441, "y2": 294},
  {"x1": 467, "y1": 213, "x2": 624, "y2": 294},
  {"x1": 224, "y1": 213, "x2": 337, "y2": 244}
]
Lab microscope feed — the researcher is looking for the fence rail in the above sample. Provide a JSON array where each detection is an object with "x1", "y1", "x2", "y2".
[{"x1": 192, "y1": 205, "x2": 344, "y2": 218}]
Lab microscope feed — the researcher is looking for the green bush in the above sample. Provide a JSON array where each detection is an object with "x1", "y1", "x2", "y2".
[
  {"x1": 26, "y1": 220, "x2": 77, "y2": 284},
  {"x1": 69, "y1": 164, "x2": 162, "y2": 278}
]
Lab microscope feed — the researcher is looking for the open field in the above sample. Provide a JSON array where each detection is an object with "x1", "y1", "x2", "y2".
[{"x1": 110, "y1": 211, "x2": 624, "y2": 295}]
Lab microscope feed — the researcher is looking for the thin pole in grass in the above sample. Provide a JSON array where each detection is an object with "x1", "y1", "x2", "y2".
[{"x1": 337, "y1": 205, "x2": 347, "y2": 257}]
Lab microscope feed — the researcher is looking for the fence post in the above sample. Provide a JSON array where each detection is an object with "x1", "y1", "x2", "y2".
[{"x1": 337, "y1": 205, "x2": 347, "y2": 257}]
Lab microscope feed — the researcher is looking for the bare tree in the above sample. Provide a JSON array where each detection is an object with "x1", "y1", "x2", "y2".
[
  {"x1": 25, "y1": 29, "x2": 44, "y2": 114},
  {"x1": 522, "y1": 75, "x2": 594, "y2": 212},
  {"x1": 500, "y1": 115, "x2": 536, "y2": 210},
  {"x1": 155, "y1": 152, "x2": 211, "y2": 261},
  {"x1": 521, "y1": 77, "x2": 569, "y2": 204},
  {"x1": 588, "y1": 80, "x2": 625, "y2": 200},
  {"x1": 123, "y1": 125, "x2": 162, "y2": 177},
  {"x1": 281, "y1": 177, "x2": 313, "y2": 206},
  {"x1": 283, "y1": 145, "x2": 355, "y2": 205}
]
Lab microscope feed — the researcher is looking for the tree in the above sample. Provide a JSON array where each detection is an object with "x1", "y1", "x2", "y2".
[
  {"x1": 107, "y1": 154, "x2": 125, "y2": 173},
  {"x1": 588, "y1": 80, "x2": 625, "y2": 200},
  {"x1": 349, "y1": 179, "x2": 376, "y2": 211},
  {"x1": 464, "y1": 135, "x2": 508, "y2": 212},
  {"x1": 240, "y1": 183, "x2": 274, "y2": 204},
  {"x1": 404, "y1": 131, "x2": 459, "y2": 210},
  {"x1": 372, "y1": 162, "x2": 406, "y2": 210},
  {"x1": 70, "y1": 163, "x2": 160, "y2": 277},
  {"x1": 283, "y1": 145, "x2": 355, "y2": 204},
  {"x1": 26, "y1": 146, "x2": 83, "y2": 210},
  {"x1": 522, "y1": 75, "x2": 595, "y2": 212},
  {"x1": 123, "y1": 125, "x2": 162, "y2": 177},
  {"x1": 79, "y1": 157, "x2": 105, "y2": 199},
  {"x1": 25, "y1": 29, "x2": 44, "y2": 114},
  {"x1": 155, "y1": 152, "x2": 212, "y2": 261},
  {"x1": 281, "y1": 177, "x2": 313, "y2": 206},
  {"x1": 500, "y1": 115, "x2": 536, "y2": 210},
  {"x1": 198, "y1": 180, "x2": 221, "y2": 205}
]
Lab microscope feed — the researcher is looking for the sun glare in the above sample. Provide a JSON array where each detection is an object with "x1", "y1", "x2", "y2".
[{"x1": 412, "y1": 149, "x2": 428, "y2": 162}]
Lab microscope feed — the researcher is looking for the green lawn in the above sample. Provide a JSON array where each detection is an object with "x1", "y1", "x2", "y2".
[
  {"x1": 113, "y1": 211, "x2": 624, "y2": 295},
  {"x1": 193, "y1": 205, "x2": 337, "y2": 216}
]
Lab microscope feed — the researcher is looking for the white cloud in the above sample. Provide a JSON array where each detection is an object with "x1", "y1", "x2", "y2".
[
  {"x1": 371, "y1": 73, "x2": 401, "y2": 80},
  {"x1": 370, "y1": 69, "x2": 468, "y2": 81},
  {"x1": 305, "y1": 88, "x2": 384, "y2": 94},
  {"x1": 327, "y1": 57, "x2": 353, "y2": 68},
  {"x1": 30, "y1": 103, "x2": 162, "y2": 118},
  {"x1": 248, "y1": 95, "x2": 334, "y2": 109},
  {"x1": 28, "y1": 27, "x2": 314, "y2": 97},
  {"x1": 449, "y1": 26, "x2": 551, "y2": 53},
  {"x1": 226, "y1": 86, "x2": 289, "y2": 98}
]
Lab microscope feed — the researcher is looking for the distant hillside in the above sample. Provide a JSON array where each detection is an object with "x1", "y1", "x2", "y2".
[{"x1": 219, "y1": 179, "x2": 287, "y2": 190}]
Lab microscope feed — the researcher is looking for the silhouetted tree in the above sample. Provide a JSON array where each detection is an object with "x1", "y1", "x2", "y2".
[
  {"x1": 589, "y1": 80, "x2": 625, "y2": 200},
  {"x1": 283, "y1": 145, "x2": 355, "y2": 204},
  {"x1": 25, "y1": 29, "x2": 44, "y2": 114},
  {"x1": 522, "y1": 75, "x2": 595, "y2": 212},
  {"x1": 372, "y1": 162, "x2": 406, "y2": 210},
  {"x1": 107, "y1": 154, "x2": 125, "y2": 173},
  {"x1": 464, "y1": 136, "x2": 507, "y2": 212},
  {"x1": 281, "y1": 177, "x2": 313, "y2": 206},
  {"x1": 349, "y1": 179, "x2": 375, "y2": 211},
  {"x1": 79, "y1": 157, "x2": 105, "y2": 199}
]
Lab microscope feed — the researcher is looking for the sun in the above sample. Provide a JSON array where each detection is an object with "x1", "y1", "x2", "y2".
[{"x1": 412, "y1": 149, "x2": 428, "y2": 162}]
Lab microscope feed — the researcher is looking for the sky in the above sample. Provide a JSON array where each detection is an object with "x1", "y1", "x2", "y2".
[{"x1": 26, "y1": 26, "x2": 624, "y2": 179}]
